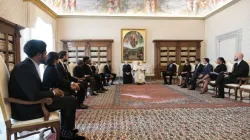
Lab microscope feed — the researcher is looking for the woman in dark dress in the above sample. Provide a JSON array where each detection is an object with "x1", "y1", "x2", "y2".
[
  {"x1": 197, "y1": 57, "x2": 227, "y2": 94},
  {"x1": 122, "y1": 61, "x2": 133, "y2": 84},
  {"x1": 178, "y1": 59, "x2": 191, "y2": 86},
  {"x1": 43, "y1": 52, "x2": 88, "y2": 109}
]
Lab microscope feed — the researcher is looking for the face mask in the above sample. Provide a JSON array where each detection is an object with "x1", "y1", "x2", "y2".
[
  {"x1": 63, "y1": 59, "x2": 68, "y2": 62},
  {"x1": 234, "y1": 57, "x2": 238, "y2": 61}
]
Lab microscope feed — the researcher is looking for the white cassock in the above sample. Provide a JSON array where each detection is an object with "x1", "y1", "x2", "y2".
[{"x1": 133, "y1": 64, "x2": 145, "y2": 83}]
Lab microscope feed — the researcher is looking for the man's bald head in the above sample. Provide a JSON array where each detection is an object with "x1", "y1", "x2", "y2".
[{"x1": 234, "y1": 52, "x2": 244, "y2": 61}]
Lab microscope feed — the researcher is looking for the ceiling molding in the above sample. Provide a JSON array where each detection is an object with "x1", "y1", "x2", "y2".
[
  {"x1": 58, "y1": 15, "x2": 204, "y2": 20},
  {"x1": 23, "y1": 0, "x2": 57, "y2": 20},
  {"x1": 205, "y1": 0, "x2": 241, "y2": 19}
]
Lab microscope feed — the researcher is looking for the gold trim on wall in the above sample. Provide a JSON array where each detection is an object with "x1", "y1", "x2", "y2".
[{"x1": 23, "y1": 0, "x2": 57, "y2": 19}]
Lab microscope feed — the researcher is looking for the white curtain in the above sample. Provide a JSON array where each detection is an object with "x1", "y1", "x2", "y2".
[{"x1": 20, "y1": 17, "x2": 54, "y2": 81}]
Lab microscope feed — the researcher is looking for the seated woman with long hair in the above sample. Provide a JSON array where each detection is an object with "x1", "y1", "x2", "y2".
[
  {"x1": 43, "y1": 52, "x2": 88, "y2": 109},
  {"x1": 197, "y1": 57, "x2": 227, "y2": 94},
  {"x1": 178, "y1": 59, "x2": 191, "y2": 86}
]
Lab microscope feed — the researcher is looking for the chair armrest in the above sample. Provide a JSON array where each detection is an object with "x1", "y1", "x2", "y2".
[
  {"x1": 4, "y1": 98, "x2": 53, "y2": 121},
  {"x1": 237, "y1": 77, "x2": 249, "y2": 85}
]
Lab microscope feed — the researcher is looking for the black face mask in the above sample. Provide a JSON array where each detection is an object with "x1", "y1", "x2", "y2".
[{"x1": 234, "y1": 57, "x2": 238, "y2": 61}]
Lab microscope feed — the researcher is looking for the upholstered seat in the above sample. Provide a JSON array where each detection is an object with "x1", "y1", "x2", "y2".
[
  {"x1": 11, "y1": 112, "x2": 59, "y2": 129},
  {"x1": 239, "y1": 85, "x2": 250, "y2": 101},
  {"x1": 0, "y1": 56, "x2": 60, "y2": 140}
]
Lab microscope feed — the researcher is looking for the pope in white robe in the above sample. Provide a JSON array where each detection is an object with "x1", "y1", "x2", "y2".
[{"x1": 133, "y1": 61, "x2": 145, "y2": 84}]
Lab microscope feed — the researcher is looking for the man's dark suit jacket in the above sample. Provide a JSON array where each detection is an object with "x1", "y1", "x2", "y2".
[
  {"x1": 8, "y1": 58, "x2": 54, "y2": 120},
  {"x1": 82, "y1": 64, "x2": 93, "y2": 76},
  {"x1": 230, "y1": 60, "x2": 249, "y2": 78},
  {"x1": 56, "y1": 62, "x2": 78, "y2": 82},
  {"x1": 201, "y1": 63, "x2": 213, "y2": 75},
  {"x1": 166, "y1": 63, "x2": 177, "y2": 74},
  {"x1": 194, "y1": 64, "x2": 204, "y2": 74},
  {"x1": 104, "y1": 64, "x2": 111, "y2": 74},
  {"x1": 43, "y1": 65, "x2": 70, "y2": 91},
  {"x1": 91, "y1": 65, "x2": 97, "y2": 74}
]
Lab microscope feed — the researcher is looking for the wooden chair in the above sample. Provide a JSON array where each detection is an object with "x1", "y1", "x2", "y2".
[
  {"x1": 239, "y1": 85, "x2": 250, "y2": 102},
  {"x1": 0, "y1": 56, "x2": 60, "y2": 140},
  {"x1": 225, "y1": 77, "x2": 249, "y2": 100}
]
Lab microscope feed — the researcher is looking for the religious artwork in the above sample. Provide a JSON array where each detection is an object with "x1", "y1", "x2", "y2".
[
  {"x1": 40, "y1": 0, "x2": 233, "y2": 17},
  {"x1": 121, "y1": 29, "x2": 146, "y2": 63}
]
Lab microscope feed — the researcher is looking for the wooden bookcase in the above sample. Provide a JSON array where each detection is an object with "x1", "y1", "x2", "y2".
[
  {"x1": 61, "y1": 39, "x2": 113, "y2": 64},
  {"x1": 153, "y1": 40, "x2": 202, "y2": 79},
  {"x1": 0, "y1": 17, "x2": 24, "y2": 71}
]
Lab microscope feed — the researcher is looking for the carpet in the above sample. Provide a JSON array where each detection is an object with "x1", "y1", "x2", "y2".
[
  {"x1": 46, "y1": 84, "x2": 250, "y2": 140},
  {"x1": 85, "y1": 84, "x2": 250, "y2": 109}
]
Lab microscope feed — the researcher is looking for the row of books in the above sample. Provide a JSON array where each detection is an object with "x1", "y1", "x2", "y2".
[
  {"x1": 0, "y1": 40, "x2": 13, "y2": 50},
  {"x1": 160, "y1": 57, "x2": 176, "y2": 61},
  {"x1": 0, "y1": 33, "x2": 14, "y2": 41},
  {"x1": 0, "y1": 52, "x2": 5, "y2": 60},
  {"x1": 181, "y1": 52, "x2": 196, "y2": 55},
  {"x1": 9, "y1": 63, "x2": 14, "y2": 71}
]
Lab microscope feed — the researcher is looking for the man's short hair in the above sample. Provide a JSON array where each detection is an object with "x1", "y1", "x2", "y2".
[
  {"x1": 58, "y1": 51, "x2": 67, "y2": 59},
  {"x1": 83, "y1": 56, "x2": 89, "y2": 62},
  {"x1": 195, "y1": 58, "x2": 201, "y2": 62},
  {"x1": 204, "y1": 58, "x2": 210, "y2": 63},
  {"x1": 23, "y1": 40, "x2": 46, "y2": 58}
]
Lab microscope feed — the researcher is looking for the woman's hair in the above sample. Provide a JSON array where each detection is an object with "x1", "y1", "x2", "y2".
[
  {"x1": 185, "y1": 59, "x2": 190, "y2": 65},
  {"x1": 218, "y1": 57, "x2": 226, "y2": 64},
  {"x1": 46, "y1": 52, "x2": 59, "y2": 65}
]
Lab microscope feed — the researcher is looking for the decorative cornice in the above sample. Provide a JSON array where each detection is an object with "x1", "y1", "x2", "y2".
[{"x1": 23, "y1": 0, "x2": 57, "y2": 19}]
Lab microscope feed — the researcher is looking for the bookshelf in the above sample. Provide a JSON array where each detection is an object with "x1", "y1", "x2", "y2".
[
  {"x1": 0, "y1": 17, "x2": 24, "y2": 71},
  {"x1": 153, "y1": 40, "x2": 202, "y2": 79},
  {"x1": 61, "y1": 39, "x2": 113, "y2": 64}
]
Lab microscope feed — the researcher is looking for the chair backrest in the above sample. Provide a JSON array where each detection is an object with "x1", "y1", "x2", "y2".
[
  {"x1": 99, "y1": 63, "x2": 105, "y2": 74},
  {"x1": 0, "y1": 56, "x2": 11, "y2": 122},
  {"x1": 190, "y1": 63, "x2": 196, "y2": 72},
  {"x1": 225, "y1": 61, "x2": 234, "y2": 72},
  {"x1": 68, "y1": 62, "x2": 76, "y2": 76},
  {"x1": 174, "y1": 63, "x2": 179, "y2": 76},
  {"x1": 210, "y1": 61, "x2": 218, "y2": 71}
]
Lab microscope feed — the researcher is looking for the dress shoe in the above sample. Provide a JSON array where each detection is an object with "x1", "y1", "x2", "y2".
[
  {"x1": 72, "y1": 129, "x2": 79, "y2": 134},
  {"x1": 91, "y1": 93, "x2": 99, "y2": 96},
  {"x1": 101, "y1": 88, "x2": 108, "y2": 91},
  {"x1": 75, "y1": 135, "x2": 86, "y2": 140},
  {"x1": 188, "y1": 87, "x2": 195, "y2": 90},
  {"x1": 96, "y1": 90, "x2": 105, "y2": 93},
  {"x1": 77, "y1": 104, "x2": 89, "y2": 109},
  {"x1": 212, "y1": 95, "x2": 224, "y2": 98},
  {"x1": 181, "y1": 85, "x2": 187, "y2": 88}
]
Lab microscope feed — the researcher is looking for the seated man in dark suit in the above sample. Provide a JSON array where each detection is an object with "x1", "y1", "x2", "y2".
[
  {"x1": 215, "y1": 53, "x2": 249, "y2": 98},
  {"x1": 188, "y1": 58, "x2": 212, "y2": 90},
  {"x1": 8, "y1": 40, "x2": 85, "y2": 139},
  {"x1": 162, "y1": 60, "x2": 176, "y2": 85},
  {"x1": 90, "y1": 60, "x2": 108, "y2": 91},
  {"x1": 104, "y1": 60, "x2": 117, "y2": 85},
  {"x1": 73, "y1": 59, "x2": 99, "y2": 95},
  {"x1": 182, "y1": 58, "x2": 204, "y2": 89},
  {"x1": 43, "y1": 52, "x2": 88, "y2": 109}
]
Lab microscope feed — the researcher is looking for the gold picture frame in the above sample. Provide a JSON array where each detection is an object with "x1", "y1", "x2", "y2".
[{"x1": 121, "y1": 29, "x2": 146, "y2": 63}]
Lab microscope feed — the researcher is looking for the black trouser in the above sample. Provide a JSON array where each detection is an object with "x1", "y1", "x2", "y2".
[
  {"x1": 93, "y1": 74, "x2": 103, "y2": 90},
  {"x1": 105, "y1": 73, "x2": 117, "y2": 84},
  {"x1": 162, "y1": 72, "x2": 174, "y2": 84},
  {"x1": 189, "y1": 72, "x2": 199, "y2": 89},
  {"x1": 46, "y1": 96, "x2": 77, "y2": 131},
  {"x1": 216, "y1": 74, "x2": 238, "y2": 97}
]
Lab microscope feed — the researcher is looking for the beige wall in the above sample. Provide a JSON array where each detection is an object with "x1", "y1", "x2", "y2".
[
  {"x1": 205, "y1": 0, "x2": 250, "y2": 61},
  {"x1": 0, "y1": 0, "x2": 57, "y2": 56},
  {"x1": 57, "y1": 18, "x2": 205, "y2": 74},
  {"x1": 0, "y1": 0, "x2": 27, "y2": 27}
]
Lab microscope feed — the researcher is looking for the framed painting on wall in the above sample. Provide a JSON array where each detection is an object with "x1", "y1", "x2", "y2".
[{"x1": 121, "y1": 29, "x2": 146, "y2": 63}]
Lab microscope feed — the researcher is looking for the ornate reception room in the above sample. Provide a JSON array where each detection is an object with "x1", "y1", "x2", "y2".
[{"x1": 0, "y1": 0, "x2": 250, "y2": 139}]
